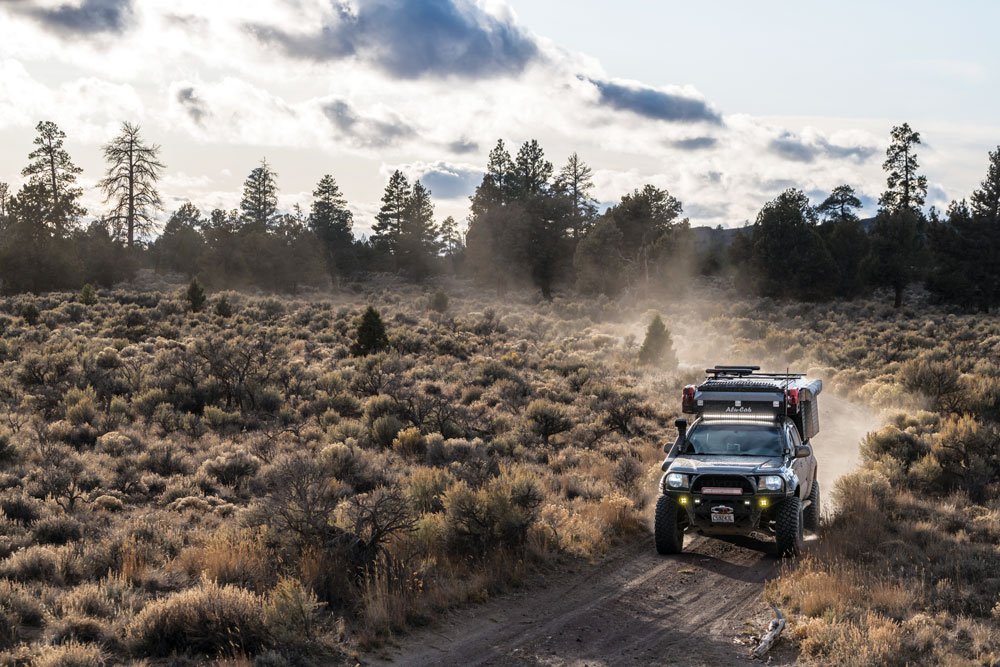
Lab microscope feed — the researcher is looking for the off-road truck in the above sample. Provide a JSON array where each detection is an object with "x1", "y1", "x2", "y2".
[{"x1": 654, "y1": 366, "x2": 821, "y2": 557}]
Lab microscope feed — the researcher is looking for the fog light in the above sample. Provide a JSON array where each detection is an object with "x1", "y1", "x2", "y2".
[
  {"x1": 758, "y1": 497, "x2": 770, "y2": 508},
  {"x1": 744, "y1": 500, "x2": 751, "y2": 506},
  {"x1": 694, "y1": 499, "x2": 701, "y2": 505},
  {"x1": 679, "y1": 496, "x2": 689, "y2": 506}
]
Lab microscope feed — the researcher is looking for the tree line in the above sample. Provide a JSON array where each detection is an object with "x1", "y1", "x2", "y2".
[
  {"x1": 729, "y1": 124, "x2": 1000, "y2": 310},
  {"x1": 0, "y1": 119, "x2": 998, "y2": 310}
]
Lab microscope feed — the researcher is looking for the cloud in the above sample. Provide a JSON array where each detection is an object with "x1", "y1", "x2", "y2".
[
  {"x1": 249, "y1": 0, "x2": 540, "y2": 80},
  {"x1": 175, "y1": 86, "x2": 209, "y2": 126},
  {"x1": 588, "y1": 78, "x2": 722, "y2": 124},
  {"x1": 418, "y1": 163, "x2": 482, "y2": 199},
  {"x1": 393, "y1": 161, "x2": 482, "y2": 199},
  {"x1": 671, "y1": 136, "x2": 718, "y2": 151},
  {"x1": 14, "y1": 0, "x2": 133, "y2": 36},
  {"x1": 448, "y1": 138, "x2": 480, "y2": 155},
  {"x1": 320, "y1": 99, "x2": 415, "y2": 148},
  {"x1": 768, "y1": 131, "x2": 877, "y2": 163}
]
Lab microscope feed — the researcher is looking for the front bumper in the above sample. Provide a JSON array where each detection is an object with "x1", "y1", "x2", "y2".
[{"x1": 663, "y1": 487, "x2": 788, "y2": 535}]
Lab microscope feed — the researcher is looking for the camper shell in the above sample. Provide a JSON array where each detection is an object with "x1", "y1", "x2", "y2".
[{"x1": 681, "y1": 365, "x2": 822, "y2": 441}]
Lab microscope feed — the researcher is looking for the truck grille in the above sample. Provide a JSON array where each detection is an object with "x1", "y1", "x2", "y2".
[{"x1": 692, "y1": 475, "x2": 754, "y2": 495}]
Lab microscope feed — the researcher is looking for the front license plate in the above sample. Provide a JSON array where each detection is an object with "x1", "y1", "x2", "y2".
[{"x1": 711, "y1": 513, "x2": 735, "y2": 523}]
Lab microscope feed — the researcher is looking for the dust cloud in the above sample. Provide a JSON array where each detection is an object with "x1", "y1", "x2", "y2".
[{"x1": 809, "y1": 393, "x2": 880, "y2": 512}]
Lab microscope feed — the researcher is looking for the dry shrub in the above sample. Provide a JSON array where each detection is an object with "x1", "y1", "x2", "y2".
[
  {"x1": 0, "y1": 544, "x2": 62, "y2": 583},
  {"x1": 34, "y1": 641, "x2": 107, "y2": 667},
  {"x1": 125, "y1": 581, "x2": 270, "y2": 658},
  {"x1": 0, "y1": 580, "x2": 45, "y2": 638},
  {"x1": 172, "y1": 530, "x2": 272, "y2": 591},
  {"x1": 405, "y1": 467, "x2": 452, "y2": 514},
  {"x1": 264, "y1": 577, "x2": 324, "y2": 644}
]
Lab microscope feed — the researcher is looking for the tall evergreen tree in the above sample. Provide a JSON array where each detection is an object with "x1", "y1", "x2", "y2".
[
  {"x1": 470, "y1": 139, "x2": 514, "y2": 217},
  {"x1": 397, "y1": 180, "x2": 441, "y2": 281},
  {"x1": 817, "y1": 185, "x2": 862, "y2": 222},
  {"x1": 867, "y1": 124, "x2": 930, "y2": 307},
  {"x1": 21, "y1": 120, "x2": 85, "y2": 235},
  {"x1": 438, "y1": 216, "x2": 463, "y2": 258},
  {"x1": 155, "y1": 202, "x2": 206, "y2": 277},
  {"x1": 466, "y1": 140, "x2": 517, "y2": 291},
  {"x1": 98, "y1": 122, "x2": 165, "y2": 248},
  {"x1": 817, "y1": 185, "x2": 868, "y2": 297},
  {"x1": 970, "y1": 146, "x2": 1000, "y2": 222},
  {"x1": 879, "y1": 123, "x2": 928, "y2": 213},
  {"x1": 555, "y1": 152, "x2": 598, "y2": 238},
  {"x1": 308, "y1": 174, "x2": 355, "y2": 283},
  {"x1": 604, "y1": 185, "x2": 688, "y2": 288},
  {"x1": 240, "y1": 159, "x2": 278, "y2": 231},
  {"x1": 371, "y1": 170, "x2": 410, "y2": 258},
  {"x1": 512, "y1": 139, "x2": 553, "y2": 199}
]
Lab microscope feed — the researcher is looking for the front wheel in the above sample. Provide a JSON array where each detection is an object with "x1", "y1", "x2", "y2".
[
  {"x1": 654, "y1": 495, "x2": 684, "y2": 555},
  {"x1": 803, "y1": 480, "x2": 820, "y2": 532},
  {"x1": 775, "y1": 496, "x2": 804, "y2": 557}
]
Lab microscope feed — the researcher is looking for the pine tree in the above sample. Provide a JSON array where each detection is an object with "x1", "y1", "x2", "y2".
[
  {"x1": 466, "y1": 140, "x2": 516, "y2": 291},
  {"x1": 470, "y1": 139, "x2": 514, "y2": 218},
  {"x1": 371, "y1": 170, "x2": 410, "y2": 258},
  {"x1": 156, "y1": 202, "x2": 205, "y2": 277},
  {"x1": 879, "y1": 123, "x2": 928, "y2": 213},
  {"x1": 438, "y1": 216, "x2": 463, "y2": 258},
  {"x1": 98, "y1": 122, "x2": 165, "y2": 247},
  {"x1": 512, "y1": 139, "x2": 553, "y2": 199},
  {"x1": 638, "y1": 314, "x2": 678, "y2": 369},
  {"x1": 351, "y1": 306, "x2": 389, "y2": 356},
  {"x1": 555, "y1": 152, "x2": 598, "y2": 238},
  {"x1": 970, "y1": 146, "x2": 1000, "y2": 222},
  {"x1": 817, "y1": 185, "x2": 867, "y2": 297},
  {"x1": 397, "y1": 180, "x2": 440, "y2": 280},
  {"x1": 21, "y1": 120, "x2": 85, "y2": 235},
  {"x1": 308, "y1": 174, "x2": 354, "y2": 282},
  {"x1": 817, "y1": 185, "x2": 862, "y2": 222},
  {"x1": 867, "y1": 123, "x2": 930, "y2": 307},
  {"x1": 186, "y1": 277, "x2": 207, "y2": 312},
  {"x1": 240, "y1": 159, "x2": 278, "y2": 231}
]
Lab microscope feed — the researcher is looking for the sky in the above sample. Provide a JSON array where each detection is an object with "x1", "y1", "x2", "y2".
[{"x1": 0, "y1": 0, "x2": 997, "y2": 236}]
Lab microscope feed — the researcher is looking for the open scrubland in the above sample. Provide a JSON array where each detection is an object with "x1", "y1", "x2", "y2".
[{"x1": 0, "y1": 277, "x2": 997, "y2": 665}]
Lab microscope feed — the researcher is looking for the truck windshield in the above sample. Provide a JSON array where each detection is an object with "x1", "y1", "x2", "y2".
[{"x1": 683, "y1": 422, "x2": 784, "y2": 457}]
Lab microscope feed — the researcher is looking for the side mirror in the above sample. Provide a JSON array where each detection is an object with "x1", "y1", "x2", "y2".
[{"x1": 794, "y1": 444, "x2": 812, "y2": 459}]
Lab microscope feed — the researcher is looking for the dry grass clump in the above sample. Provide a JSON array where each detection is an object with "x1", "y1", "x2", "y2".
[{"x1": 125, "y1": 581, "x2": 269, "y2": 658}]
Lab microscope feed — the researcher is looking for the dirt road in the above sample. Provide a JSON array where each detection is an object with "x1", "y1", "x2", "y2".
[
  {"x1": 369, "y1": 535, "x2": 789, "y2": 667},
  {"x1": 370, "y1": 394, "x2": 877, "y2": 666}
]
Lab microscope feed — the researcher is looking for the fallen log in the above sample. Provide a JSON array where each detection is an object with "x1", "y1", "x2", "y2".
[{"x1": 751, "y1": 604, "x2": 786, "y2": 659}]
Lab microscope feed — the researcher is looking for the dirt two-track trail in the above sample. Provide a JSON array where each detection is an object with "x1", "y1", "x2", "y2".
[{"x1": 371, "y1": 396, "x2": 877, "y2": 666}]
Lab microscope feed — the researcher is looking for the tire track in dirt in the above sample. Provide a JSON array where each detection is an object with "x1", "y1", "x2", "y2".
[{"x1": 368, "y1": 536, "x2": 793, "y2": 666}]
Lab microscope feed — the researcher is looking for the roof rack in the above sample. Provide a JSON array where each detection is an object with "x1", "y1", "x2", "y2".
[{"x1": 705, "y1": 366, "x2": 804, "y2": 379}]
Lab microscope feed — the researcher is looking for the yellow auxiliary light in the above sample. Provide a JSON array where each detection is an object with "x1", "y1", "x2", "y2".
[
  {"x1": 758, "y1": 497, "x2": 769, "y2": 508},
  {"x1": 679, "y1": 496, "x2": 689, "y2": 506}
]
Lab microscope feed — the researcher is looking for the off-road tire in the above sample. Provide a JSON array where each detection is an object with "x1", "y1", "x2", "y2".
[
  {"x1": 775, "y1": 496, "x2": 804, "y2": 557},
  {"x1": 803, "y1": 480, "x2": 820, "y2": 532},
  {"x1": 654, "y1": 495, "x2": 684, "y2": 555}
]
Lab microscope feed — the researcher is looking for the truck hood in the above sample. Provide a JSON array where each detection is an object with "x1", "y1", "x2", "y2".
[{"x1": 668, "y1": 455, "x2": 784, "y2": 475}]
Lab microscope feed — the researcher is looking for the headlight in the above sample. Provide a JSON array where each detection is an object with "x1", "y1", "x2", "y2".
[
  {"x1": 666, "y1": 473, "x2": 689, "y2": 489},
  {"x1": 758, "y1": 475, "x2": 783, "y2": 492}
]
